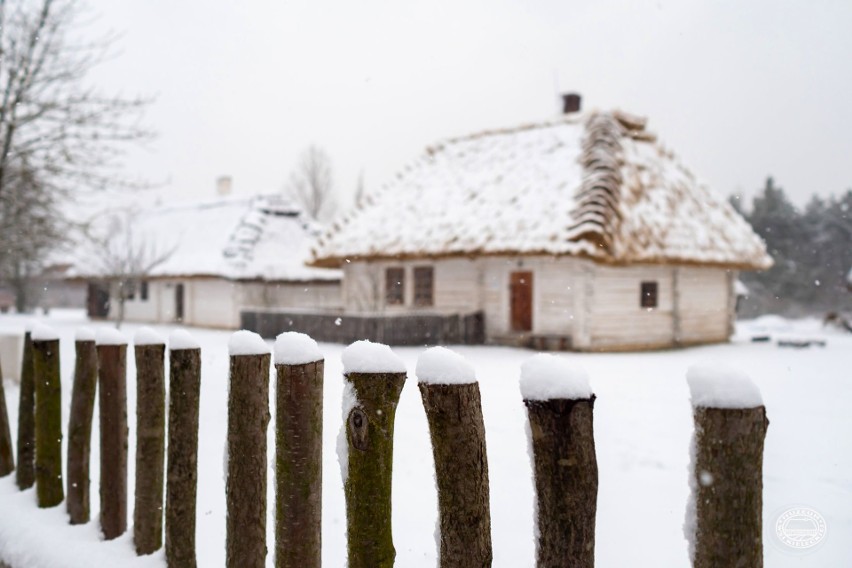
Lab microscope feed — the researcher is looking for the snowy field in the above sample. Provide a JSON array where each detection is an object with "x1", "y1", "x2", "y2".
[{"x1": 0, "y1": 310, "x2": 850, "y2": 567}]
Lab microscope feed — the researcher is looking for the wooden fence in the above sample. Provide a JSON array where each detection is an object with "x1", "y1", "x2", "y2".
[{"x1": 0, "y1": 327, "x2": 769, "y2": 568}]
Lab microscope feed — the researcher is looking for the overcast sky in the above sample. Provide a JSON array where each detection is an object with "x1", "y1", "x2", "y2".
[{"x1": 85, "y1": 0, "x2": 852, "y2": 210}]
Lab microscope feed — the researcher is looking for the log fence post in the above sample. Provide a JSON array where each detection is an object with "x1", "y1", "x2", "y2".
[
  {"x1": 15, "y1": 329, "x2": 35, "y2": 488},
  {"x1": 134, "y1": 327, "x2": 167, "y2": 555},
  {"x1": 32, "y1": 324, "x2": 64, "y2": 507},
  {"x1": 97, "y1": 328, "x2": 129, "y2": 540},
  {"x1": 339, "y1": 340, "x2": 406, "y2": 568},
  {"x1": 416, "y1": 347, "x2": 492, "y2": 568},
  {"x1": 226, "y1": 330, "x2": 271, "y2": 568},
  {"x1": 0, "y1": 351, "x2": 13, "y2": 477},
  {"x1": 520, "y1": 354, "x2": 597, "y2": 568},
  {"x1": 165, "y1": 330, "x2": 202, "y2": 568},
  {"x1": 686, "y1": 365, "x2": 769, "y2": 568},
  {"x1": 273, "y1": 332, "x2": 324, "y2": 568},
  {"x1": 66, "y1": 327, "x2": 98, "y2": 524}
]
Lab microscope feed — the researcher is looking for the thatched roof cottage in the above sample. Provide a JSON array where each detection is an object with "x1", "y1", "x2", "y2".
[{"x1": 308, "y1": 95, "x2": 771, "y2": 350}]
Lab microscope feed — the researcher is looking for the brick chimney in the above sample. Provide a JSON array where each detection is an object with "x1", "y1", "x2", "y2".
[{"x1": 562, "y1": 93, "x2": 581, "y2": 114}]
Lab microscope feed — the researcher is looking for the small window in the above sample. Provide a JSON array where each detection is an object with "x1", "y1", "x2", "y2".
[
  {"x1": 641, "y1": 281, "x2": 658, "y2": 308},
  {"x1": 140, "y1": 280, "x2": 149, "y2": 301},
  {"x1": 126, "y1": 280, "x2": 136, "y2": 301},
  {"x1": 413, "y1": 266, "x2": 434, "y2": 307},
  {"x1": 385, "y1": 267, "x2": 405, "y2": 305}
]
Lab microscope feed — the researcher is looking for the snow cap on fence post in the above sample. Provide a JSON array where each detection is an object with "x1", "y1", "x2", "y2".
[
  {"x1": 134, "y1": 326, "x2": 165, "y2": 346},
  {"x1": 31, "y1": 323, "x2": 60, "y2": 342},
  {"x1": 342, "y1": 339, "x2": 406, "y2": 375},
  {"x1": 520, "y1": 353, "x2": 593, "y2": 400},
  {"x1": 415, "y1": 346, "x2": 476, "y2": 385},
  {"x1": 168, "y1": 329, "x2": 200, "y2": 351},
  {"x1": 228, "y1": 329, "x2": 270, "y2": 356},
  {"x1": 75, "y1": 326, "x2": 96, "y2": 342},
  {"x1": 274, "y1": 331, "x2": 323, "y2": 365},
  {"x1": 96, "y1": 327, "x2": 128, "y2": 346},
  {"x1": 686, "y1": 363, "x2": 763, "y2": 408}
]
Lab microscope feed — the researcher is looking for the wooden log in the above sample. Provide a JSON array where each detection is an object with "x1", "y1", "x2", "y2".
[
  {"x1": 417, "y1": 347, "x2": 492, "y2": 568},
  {"x1": 133, "y1": 329, "x2": 166, "y2": 555},
  {"x1": 97, "y1": 329, "x2": 129, "y2": 540},
  {"x1": 165, "y1": 331, "x2": 202, "y2": 568},
  {"x1": 273, "y1": 332, "x2": 324, "y2": 568},
  {"x1": 32, "y1": 326, "x2": 64, "y2": 507},
  {"x1": 66, "y1": 329, "x2": 98, "y2": 524},
  {"x1": 226, "y1": 331, "x2": 271, "y2": 568},
  {"x1": 0, "y1": 352, "x2": 14, "y2": 477},
  {"x1": 521, "y1": 354, "x2": 597, "y2": 568},
  {"x1": 687, "y1": 366, "x2": 768, "y2": 568},
  {"x1": 340, "y1": 340, "x2": 406, "y2": 568},
  {"x1": 15, "y1": 330, "x2": 35, "y2": 489}
]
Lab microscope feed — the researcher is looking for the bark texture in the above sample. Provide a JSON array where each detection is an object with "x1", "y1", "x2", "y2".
[
  {"x1": 525, "y1": 397, "x2": 598, "y2": 568},
  {"x1": 344, "y1": 372, "x2": 406, "y2": 568},
  {"x1": 33, "y1": 339, "x2": 64, "y2": 507},
  {"x1": 134, "y1": 344, "x2": 166, "y2": 555},
  {"x1": 66, "y1": 339, "x2": 98, "y2": 524},
  {"x1": 226, "y1": 353, "x2": 271, "y2": 568},
  {"x1": 0, "y1": 358, "x2": 14, "y2": 477},
  {"x1": 166, "y1": 347, "x2": 202, "y2": 568},
  {"x1": 419, "y1": 382, "x2": 492, "y2": 568},
  {"x1": 98, "y1": 344, "x2": 128, "y2": 540},
  {"x1": 275, "y1": 360, "x2": 323, "y2": 568},
  {"x1": 15, "y1": 331, "x2": 35, "y2": 489},
  {"x1": 692, "y1": 406, "x2": 769, "y2": 568}
]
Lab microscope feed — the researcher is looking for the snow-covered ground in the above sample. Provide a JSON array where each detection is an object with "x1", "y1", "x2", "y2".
[{"x1": 0, "y1": 311, "x2": 850, "y2": 567}]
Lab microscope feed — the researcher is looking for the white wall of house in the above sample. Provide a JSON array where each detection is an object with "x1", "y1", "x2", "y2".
[
  {"x1": 116, "y1": 277, "x2": 341, "y2": 329},
  {"x1": 342, "y1": 256, "x2": 735, "y2": 350}
]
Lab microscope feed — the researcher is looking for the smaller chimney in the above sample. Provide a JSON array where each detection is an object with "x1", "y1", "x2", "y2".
[
  {"x1": 216, "y1": 175, "x2": 232, "y2": 196},
  {"x1": 562, "y1": 93, "x2": 581, "y2": 114}
]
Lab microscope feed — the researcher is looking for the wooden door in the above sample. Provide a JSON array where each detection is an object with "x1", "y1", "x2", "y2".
[
  {"x1": 510, "y1": 271, "x2": 533, "y2": 332},
  {"x1": 175, "y1": 283, "x2": 185, "y2": 322}
]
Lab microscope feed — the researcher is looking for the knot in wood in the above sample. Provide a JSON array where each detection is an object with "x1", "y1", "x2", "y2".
[{"x1": 348, "y1": 408, "x2": 369, "y2": 451}]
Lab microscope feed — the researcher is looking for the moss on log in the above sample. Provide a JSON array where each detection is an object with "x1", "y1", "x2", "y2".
[
  {"x1": 134, "y1": 344, "x2": 166, "y2": 555},
  {"x1": 98, "y1": 344, "x2": 128, "y2": 540},
  {"x1": 275, "y1": 360, "x2": 323, "y2": 568},
  {"x1": 226, "y1": 353, "x2": 271, "y2": 568},
  {"x1": 33, "y1": 338, "x2": 64, "y2": 507},
  {"x1": 15, "y1": 331, "x2": 35, "y2": 489},
  {"x1": 419, "y1": 382, "x2": 492, "y2": 567},
  {"x1": 66, "y1": 339, "x2": 98, "y2": 524},
  {"x1": 525, "y1": 397, "x2": 598, "y2": 568},
  {"x1": 691, "y1": 406, "x2": 769, "y2": 568},
  {"x1": 343, "y1": 371, "x2": 406, "y2": 568},
  {"x1": 165, "y1": 346, "x2": 202, "y2": 568}
]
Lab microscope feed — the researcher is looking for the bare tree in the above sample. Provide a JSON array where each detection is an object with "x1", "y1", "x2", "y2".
[
  {"x1": 88, "y1": 210, "x2": 175, "y2": 328},
  {"x1": 0, "y1": 0, "x2": 152, "y2": 310},
  {"x1": 283, "y1": 145, "x2": 336, "y2": 221}
]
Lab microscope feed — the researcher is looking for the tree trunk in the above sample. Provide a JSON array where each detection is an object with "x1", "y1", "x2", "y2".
[
  {"x1": 0, "y1": 356, "x2": 14, "y2": 477},
  {"x1": 66, "y1": 338, "x2": 98, "y2": 524},
  {"x1": 98, "y1": 344, "x2": 128, "y2": 540},
  {"x1": 134, "y1": 344, "x2": 166, "y2": 555},
  {"x1": 15, "y1": 331, "x2": 35, "y2": 489},
  {"x1": 275, "y1": 360, "x2": 323, "y2": 568},
  {"x1": 226, "y1": 353, "x2": 271, "y2": 568},
  {"x1": 33, "y1": 338, "x2": 63, "y2": 507},
  {"x1": 165, "y1": 346, "x2": 202, "y2": 568},
  {"x1": 691, "y1": 406, "x2": 769, "y2": 568},
  {"x1": 418, "y1": 382, "x2": 492, "y2": 568},
  {"x1": 343, "y1": 372, "x2": 406, "y2": 568},
  {"x1": 524, "y1": 397, "x2": 598, "y2": 568}
]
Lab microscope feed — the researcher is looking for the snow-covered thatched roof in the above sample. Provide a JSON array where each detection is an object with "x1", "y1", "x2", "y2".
[
  {"x1": 71, "y1": 194, "x2": 341, "y2": 282},
  {"x1": 311, "y1": 110, "x2": 772, "y2": 270}
]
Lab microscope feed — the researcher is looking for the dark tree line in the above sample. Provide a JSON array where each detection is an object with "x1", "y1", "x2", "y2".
[{"x1": 733, "y1": 177, "x2": 852, "y2": 317}]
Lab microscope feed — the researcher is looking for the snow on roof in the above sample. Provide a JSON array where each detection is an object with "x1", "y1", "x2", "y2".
[
  {"x1": 72, "y1": 194, "x2": 340, "y2": 282},
  {"x1": 312, "y1": 111, "x2": 772, "y2": 270}
]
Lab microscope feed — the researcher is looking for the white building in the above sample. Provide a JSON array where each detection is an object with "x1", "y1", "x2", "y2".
[
  {"x1": 76, "y1": 193, "x2": 341, "y2": 329},
  {"x1": 310, "y1": 97, "x2": 772, "y2": 351}
]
